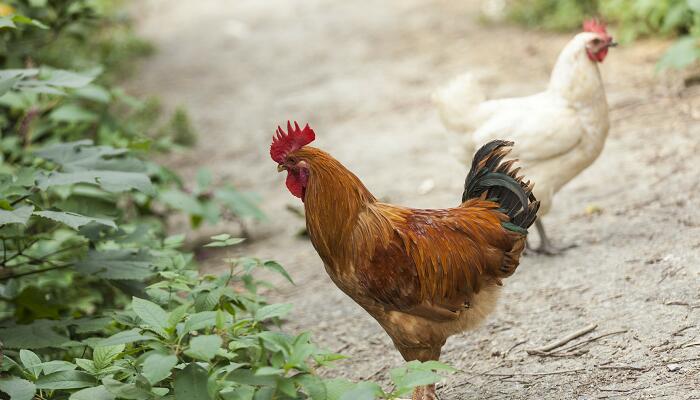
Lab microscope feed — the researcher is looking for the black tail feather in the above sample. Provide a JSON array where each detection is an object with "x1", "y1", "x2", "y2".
[{"x1": 462, "y1": 140, "x2": 540, "y2": 234}]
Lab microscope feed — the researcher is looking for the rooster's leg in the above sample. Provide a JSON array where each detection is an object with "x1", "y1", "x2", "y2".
[
  {"x1": 534, "y1": 219, "x2": 576, "y2": 255},
  {"x1": 411, "y1": 386, "x2": 424, "y2": 400},
  {"x1": 422, "y1": 384, "x2": 437, "y2": 400}
]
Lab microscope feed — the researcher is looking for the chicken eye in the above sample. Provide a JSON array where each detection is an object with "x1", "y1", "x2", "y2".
[{"x1": 591, "y1": 38, "x2": 602, "y2": 45}]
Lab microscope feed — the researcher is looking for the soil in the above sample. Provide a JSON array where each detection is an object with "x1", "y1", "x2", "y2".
[{"x1": 128, "y1": 1, "x2": 700, "y2": 398}]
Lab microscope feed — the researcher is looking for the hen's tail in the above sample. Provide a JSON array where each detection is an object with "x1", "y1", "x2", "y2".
[
  {"x1": 432, "y1": 73, "x2": 486, "y2": 133},
  {"x1": 462, "y1": 140, "x2": 540, "y2": 234}
]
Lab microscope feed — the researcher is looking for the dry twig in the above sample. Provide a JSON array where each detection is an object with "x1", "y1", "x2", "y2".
[{"x1": 526, "y1": 324, "x2": 597, "y2": 355}]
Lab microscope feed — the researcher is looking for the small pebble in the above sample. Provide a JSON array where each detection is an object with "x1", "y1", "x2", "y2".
[{"x1": 667, "y1": 363, "x2": 681, "y2": 372}]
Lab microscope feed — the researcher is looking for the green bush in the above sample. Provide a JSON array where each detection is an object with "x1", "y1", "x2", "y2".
[
  {"x1": 506, "y1": 0, "x2": 700, "y2": 69},
  {"x1": 0, "y1": 2, "x2": 455, "y2": 399}
]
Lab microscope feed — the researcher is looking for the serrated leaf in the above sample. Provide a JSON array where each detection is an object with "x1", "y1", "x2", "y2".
[
  {"x1": 35, "y1": 370, "x2": 96, "y2": 389},
  {"x1": 132, "y1": 297, "x2": 169, "y2": 337},
  {"x1": 75, "y1": 359, "x2": 97, "y2": 374},
  {"x1": 0, "y1": 376, "x2": 35, "y2": 400},
  {"x1": 167, "y1": 304, "x2": 189, "y2": 328},
  {"x1": 255, "y1": 303, "x2": 293, "y2": 321},
  {"x1": 142, "y1": 353, "x2": 177, "y2": 384},
  {"x1": 93, "y1": 344, "x2": 125, "y2": 370},
  {"x1": 185, "y1": 335, "x2": 222, "y2": 361},
  {"x1": 34, "y1": 210, "x2": 116, "y2": 230},
  {"x1": 98, "y1": 328, "x2": 153, "y2": 346},
  {"x1": 0, "y1": 205, "x2": 34, "y2": 226},
  {"x1": 174, "y1": 363, "x2": 211, "y2": 400},
  {"x1": 183, "y1": 311, "x2": 217, "y2": 333},
  {"x1": 70, "y1": 385, "x2": 115, "y2": 400}
]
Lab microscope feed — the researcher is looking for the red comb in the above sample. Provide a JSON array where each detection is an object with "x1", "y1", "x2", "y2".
[
  {"x1": 583, "y1": 19, "x2": 607, "y2": 35},
  {"x1": 270, "y1": 121, "x2": 315, "y2": 163}
]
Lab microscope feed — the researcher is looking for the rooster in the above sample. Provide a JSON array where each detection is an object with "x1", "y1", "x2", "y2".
[
  {"x1": 271, "y1": 122, "x2": 539, "y2": 400},
  {"x1": 433, "y1": 19, "x2": 615, "y2": 254}
]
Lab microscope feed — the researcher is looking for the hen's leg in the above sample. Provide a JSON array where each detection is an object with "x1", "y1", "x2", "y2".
[{"x1": 534, "y1": 219, "x2": 576, "y2": 256}]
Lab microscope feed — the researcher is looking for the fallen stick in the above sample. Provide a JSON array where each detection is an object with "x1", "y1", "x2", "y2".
[
  {"x1": 557, "y1": 330, "x2": 628, "y2": 353},
  {"x1": 526, "y1": 324, "x2": 597, "y2": 355},
  {"x1": 483, "y1": 368, "x2": 585, "y2": 377}
]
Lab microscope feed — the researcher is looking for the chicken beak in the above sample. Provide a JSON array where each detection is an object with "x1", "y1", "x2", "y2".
[
  {"x1": 607, "y1": 40, "x2": 618, "y2": 48},
  {"x1": 277, "y1": 164, "x2": 286, "y2": 173}
]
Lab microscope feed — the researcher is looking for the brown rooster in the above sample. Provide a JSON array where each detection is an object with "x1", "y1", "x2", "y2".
[{"x1": 271, "y1": 122, "x2": 539, "y2": 400}]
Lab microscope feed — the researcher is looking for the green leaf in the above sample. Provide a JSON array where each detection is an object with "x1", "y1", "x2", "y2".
[
  {"x1": 37, "y1": 170, "x2": 154, "y2": 195},
  {"x1": 11, "y1": 14, "x2": 48, "y2": 29},
  {"x1": 255, "y1": 303, "x2": 293, "y2": 321},
  {"x1": 167, "y1": 304, "x2": 189, "y2": 328},
  {"x1": 214, "y1": 187, "x2": 265, "y2": 220},
  {"x1": 262, "y1": 261, "x2": 294, "y2": 285},
  {"x1": 41, "y1": 69, "x2": 97, "y2": 88},
  {"x1": 0, "y1": 205, "x2": 34, "y2": 226},
  {"x1": 159, "y1": 188, "x2": 203, "y2": 215},
  {"x1": 185, "y1": 334, "x2": 222, "y2": 361},
  {"x1": 132, "y1": 297, "x2": 170, "y2": 338},
  {"x1": 296, "y1": 374, "x2": 327, "y2": 400},
  {"x1": 183, "y1": 311, "x2": 217, "y2": 332},
  {"x1": 0, "y1": 376, "x2": 36, "y2": 400},
  {"x1": 35, "y1": 370, "x2": 96, "y2": 389},
  {"x1": 142, "y1": 353, "x2": 177, "y2": 384},
  {"x1": 70, "y1": 385, "x2": 115, "y2": 400},
  {"x1": 75, "y1": 359, "x2": 97, "y2": 374},
  {"x1": 50, "y1": 104, "x2": 98, "y2": 123},
  {"x1": 19, "y1": 349, "x2": 42, "y2": 378},
  {"x1": 0, "y1": 16, "x2": 16, "y2": 29},
  {"x1": 34, "y1": 210, "x2": 116, "y2": 230},
  {"x1": 338, "y1": 383, "x2": 382, "y2": 400},
  {"x1": 0, "y1": 320, "x2": 70, "y2": 349},
  {"x1": 93, "y1": 344, "x2": 125, "y2": 370},
  {"x1": 98, "y1": 328, "x2": 153, "y2": 346},
  {"x1": 102, "y1": 378, "x2": 151, "y2": 400},
  {"x1": 76, "y1": 250, "x2": 154, "y2": 280},
  {"x1": 37, "y1": 360, "x2": 77, "y2": 375},
  {"x1": 203, "y1": 237, "x2": 244, "y2": 247},
  {"x1": 657, "y1": 37, "x2": 700, "y2": 70},
  {"x1": 174, "y1": 363, "x2": 212, "y2": 400}
]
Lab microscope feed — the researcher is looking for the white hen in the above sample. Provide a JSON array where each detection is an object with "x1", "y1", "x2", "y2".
[{"x1": 433, "y1": 20, "x2": 615, "y2": 254}]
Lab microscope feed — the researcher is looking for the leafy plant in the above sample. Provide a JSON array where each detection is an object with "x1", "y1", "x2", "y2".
[{"x1": 506, "y1": 0, "x2": 700, "y2": 69}]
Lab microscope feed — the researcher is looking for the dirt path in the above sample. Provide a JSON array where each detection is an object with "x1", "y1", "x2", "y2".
[{"x1": 129, "y1": 1, "x2": 700, "y2": 398}]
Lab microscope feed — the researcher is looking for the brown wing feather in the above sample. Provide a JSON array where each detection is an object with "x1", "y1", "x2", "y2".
[{"x1": 351, "y1": 199, "x2": 523, "y2": 322}]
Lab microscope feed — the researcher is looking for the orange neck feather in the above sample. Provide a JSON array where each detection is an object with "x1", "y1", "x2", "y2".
[{"x1": 293, "y1": 147, "x2": 376, "y2": 261}]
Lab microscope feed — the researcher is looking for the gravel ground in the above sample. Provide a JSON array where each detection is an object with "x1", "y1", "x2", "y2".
[{"x1": 129, "y1": 1, "x2": 700, "y2": 398}]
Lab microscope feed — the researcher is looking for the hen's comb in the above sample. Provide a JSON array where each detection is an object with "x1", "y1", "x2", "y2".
[
  {"x1": 270, "y1": 121, "x2": 315, "y2": 163},
  {"x1": 583, "y1": 19, "x2": 608, "y2": 35}
]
